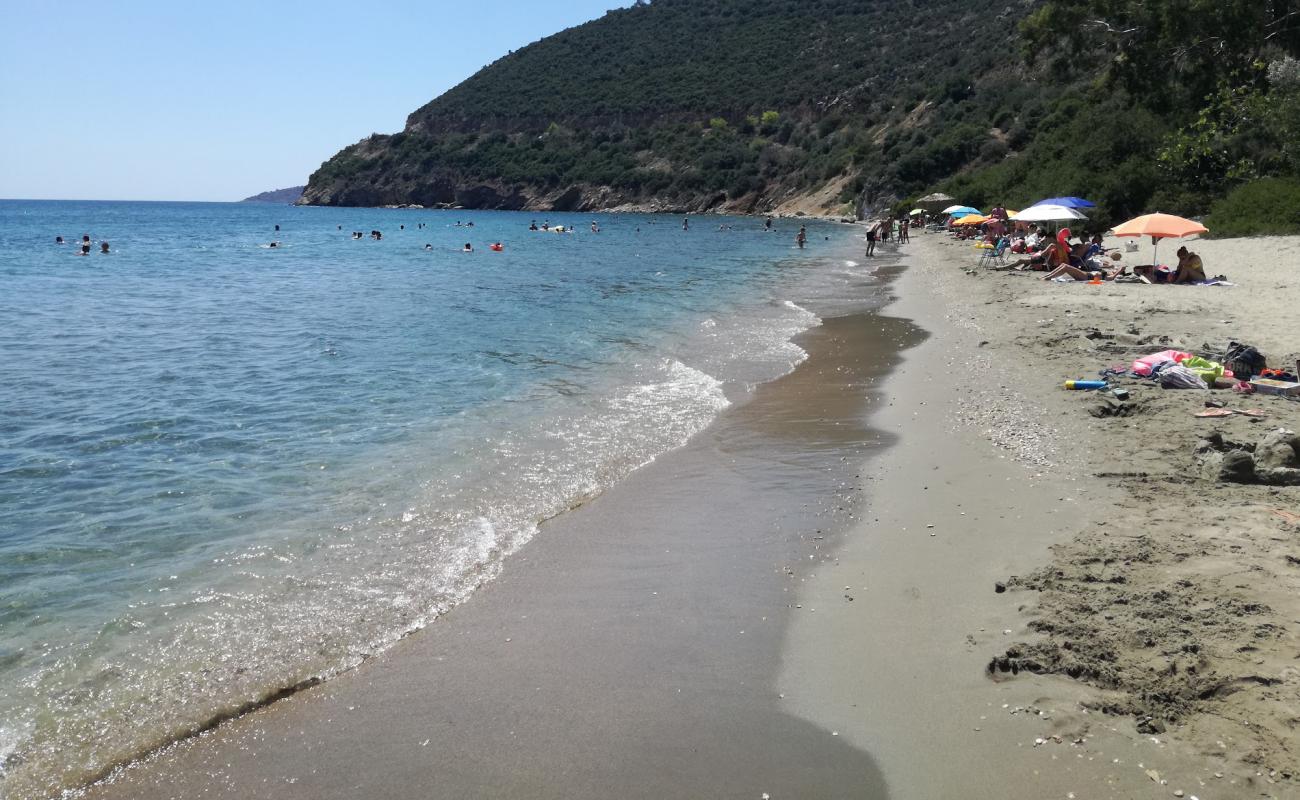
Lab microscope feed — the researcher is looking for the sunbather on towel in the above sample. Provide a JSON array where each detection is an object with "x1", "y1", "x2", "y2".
[
  {"x1": 1040, "y1": 262, "x2": 1120, "y2": 281},
  {"x1": 1132, "y1": 246, "x2": 1205, "y2": 284}
]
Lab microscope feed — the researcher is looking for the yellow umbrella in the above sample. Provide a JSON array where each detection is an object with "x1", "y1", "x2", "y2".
[{"x1": 953, "y1": 214, "x2": 989, "y2": 226}]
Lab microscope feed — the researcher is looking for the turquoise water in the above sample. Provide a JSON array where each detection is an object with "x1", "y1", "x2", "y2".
[{"x1": 0, "y1": 200, "x2": 870, "y2": 797}]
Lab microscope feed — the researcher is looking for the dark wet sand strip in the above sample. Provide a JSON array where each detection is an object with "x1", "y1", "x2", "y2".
[{"x1": 84, "y1": 275, "x2": 924, "y2": 799}]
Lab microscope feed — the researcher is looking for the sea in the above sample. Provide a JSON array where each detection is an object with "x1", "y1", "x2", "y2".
[{"x1": 0, "y1": 200, "x2": 875, "y2": 798}]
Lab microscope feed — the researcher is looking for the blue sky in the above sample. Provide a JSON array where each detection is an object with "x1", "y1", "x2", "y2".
[{"x1": 0, "y1": 1, "x2": 630, "y2": 201}]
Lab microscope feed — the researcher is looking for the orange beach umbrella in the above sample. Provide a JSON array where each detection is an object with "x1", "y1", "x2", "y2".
[
  {"x1": 1110, "y1": 213, "x2": 1208, "y2": 267},
  {"x1": 952, "y1": 214, "x2": 989, "y2": 226},
  {"x1": 1110, "y1": 213, "x2": 1208, "y2": 239}
]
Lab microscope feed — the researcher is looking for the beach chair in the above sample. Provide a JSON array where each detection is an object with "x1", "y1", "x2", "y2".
[{"x1": 976, "y1": 237, "x2": 1010, "y2": 268}]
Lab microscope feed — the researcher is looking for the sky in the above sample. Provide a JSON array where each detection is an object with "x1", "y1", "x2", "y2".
[{"x1": 0, "y1": 1, "x2": 632, "y2": 201}]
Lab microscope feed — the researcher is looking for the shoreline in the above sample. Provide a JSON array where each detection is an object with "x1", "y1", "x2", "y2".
[
  {"x1": 76, "y1": 234, "x2": 905, "y2": 799},
  {"x1": 63, "y1": 227, "x2": 1300, "y2": 800}
]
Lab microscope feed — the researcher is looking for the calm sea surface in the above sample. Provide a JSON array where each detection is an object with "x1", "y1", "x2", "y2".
[{"x1": 0, "y1": 200, "x2": 873, "y2": 797}]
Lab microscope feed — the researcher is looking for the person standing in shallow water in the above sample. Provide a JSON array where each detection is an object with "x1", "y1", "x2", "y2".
[
  {"x1": 796, "y1": 225, "x2": 807, "y2": 249},
  {"x1": 682, "y1": 218, "x2": 689, "y2": 231},
  {"x1": 865, "y1": 222, "x2": 878, "y2": 257}
]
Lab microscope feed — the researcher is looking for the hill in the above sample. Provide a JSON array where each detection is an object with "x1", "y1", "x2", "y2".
[
  {"x1": 242, "y1": 186, "x2": 305, "y2": 204},
  {"x1": 301, "y1": 0, "x2": 1300, "y2": 230}
]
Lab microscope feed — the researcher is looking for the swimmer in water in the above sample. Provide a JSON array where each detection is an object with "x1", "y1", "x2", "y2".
[
  {"x1": 268, "y1": 241, "x2": 279, "y2": 248},
  {"x1": 591, "y1": 221, "x2": 600, "y2": 233},
  {"x1": 274, "y1": 224, "x2": 280, "y2": 232},
  {"x1": 424, "y1": 243, "x2": 433, "y2": 250},
  {"x1": 78, "y1": 244, "x2": 90, "y2": 256},
  {"x1": 55, "y1": 236, "x2": 65, "y2": 244},
  {"x1": 529, "y1": 220, "x2": 539, "y2": 231},
  {"x1": 682, "y1": 218, "x2": 690, "y2": 231},
  {"x1": 463, "y1": 243, "x2": 473, "y2": 252},
  {"x1": 796, "y1": 226, "x2": 807, "y2": 249},
  {"x1": 100, "y1": 241, "x2": 110, "y2": 253}
]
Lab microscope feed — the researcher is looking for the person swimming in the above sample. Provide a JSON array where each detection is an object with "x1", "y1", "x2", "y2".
[
  {"x1": 274, "y1": 224, "x2": 280, "y2": 232},
  {"x1": 463, "y1": 243, "x2": 473, "y2": 252},
  {"x1": 55, "y1": 236, "x2": 64, "y2": 244},
  {"x1": 100, "y1": 241, "x2": 110, "y2": 253},
  {"x1": 591, "y1": 221, "x2": 600, "y2": 233},
  {"x1": 424, "y1": 243, "x2": 433, "y2": 250},
  {"x1": 682, "y1": 218, "x2": 690, "y2": 231},
  {"x1": 78, "y1": 244, "x2": 90, "y2": 256},
  {"x1": 530, "y1": 221, "x2": 539, "y2": 231},
  {"x1": 268, "y1": 241, "x2": 279, "y2": 248}
]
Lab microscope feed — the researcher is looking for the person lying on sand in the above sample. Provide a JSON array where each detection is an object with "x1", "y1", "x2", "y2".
[
  {"x1": 1040, "y1": 262, "x2": 1123, "y2": 281},
  {"x1": 1132, "y1": 246, "x2": 1206, "y2": 284}
]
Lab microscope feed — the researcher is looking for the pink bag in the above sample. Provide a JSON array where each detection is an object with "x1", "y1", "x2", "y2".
[{"x1": 1131, "y1": 350, "x2": 1191, "y2": 377}]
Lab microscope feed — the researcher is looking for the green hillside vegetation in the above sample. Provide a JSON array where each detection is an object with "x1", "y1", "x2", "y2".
[
  {"x1": 944, "y1": 0, "x2": 1300, "y2": 232},
  {"x1": 305, "y1": 0, "x2": 1053, "y2": 212},
  {"x1": 304, "y1": 0, "x2": 1300, "y2": 233}
]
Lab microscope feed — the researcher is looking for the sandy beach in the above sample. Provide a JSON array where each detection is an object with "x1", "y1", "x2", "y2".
[
  {"x1": 782, "y1": 230, "x2": 1298, "y2": 799},
  {"x1": 74, "y1": 229, "x2": 1300, "y2": 800}
]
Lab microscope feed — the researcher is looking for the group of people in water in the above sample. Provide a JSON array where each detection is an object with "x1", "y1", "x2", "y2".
[
  {"x1": 67, "y1": 214, "x2": 826, "y2": 258},
  {"x1": 55, "y1": 234, "x2": 109, "y2": 255}
]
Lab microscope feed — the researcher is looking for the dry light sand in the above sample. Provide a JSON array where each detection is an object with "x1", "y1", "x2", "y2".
[{"x1": 782, "y1": 229, "x2": 1299, "y2": 799}]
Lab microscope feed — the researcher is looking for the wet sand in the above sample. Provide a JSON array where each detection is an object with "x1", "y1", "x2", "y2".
[{"x1": 83, "y1": 258, "x2": 921, "y2": 799}]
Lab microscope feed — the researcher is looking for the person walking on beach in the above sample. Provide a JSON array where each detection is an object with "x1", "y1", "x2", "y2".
[
  {"x1": 796, "y1": 225, "x2": 807, "y2": 249},
  {"x1": 900, "y1": 217, "x2": 910, "y2": 243}
]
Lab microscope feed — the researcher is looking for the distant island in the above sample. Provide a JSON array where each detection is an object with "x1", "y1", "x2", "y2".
[{"x1": 241, "y1": 186, "x2": 304, "y2": 204}]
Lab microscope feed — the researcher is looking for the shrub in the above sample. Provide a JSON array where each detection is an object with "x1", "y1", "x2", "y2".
[{"x1": 1204, "y1": 178, "x2": 1300, "y2": 237}]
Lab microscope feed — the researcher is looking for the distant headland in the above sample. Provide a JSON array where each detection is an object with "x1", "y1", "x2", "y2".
[{"x1": 241, "y1": 186, "x2": 304, "y2": 204}]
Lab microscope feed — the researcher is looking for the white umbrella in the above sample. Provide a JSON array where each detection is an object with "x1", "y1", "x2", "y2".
[{"x1": 1010, "y1": 204, "x2": 1088, "y2": 222}]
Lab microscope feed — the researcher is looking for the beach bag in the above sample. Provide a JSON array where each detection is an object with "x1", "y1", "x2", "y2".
[{"x1": 1223, "y1": 342, "x2": 1266, "y2": 380}]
